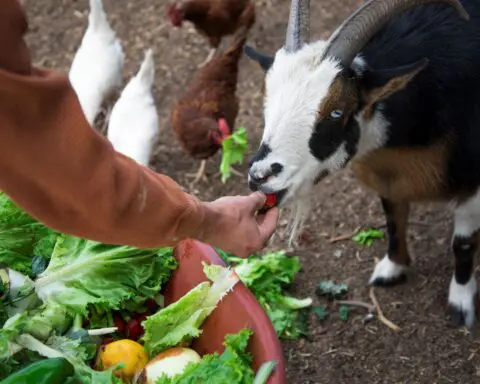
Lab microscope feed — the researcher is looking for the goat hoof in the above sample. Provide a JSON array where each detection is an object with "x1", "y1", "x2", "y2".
[
  {"x1": 447, "y1": 277, "x2": 477, "y2": 328},
  {"x1": 368, "y1": 254, "x2": 408, "y2": 287}
]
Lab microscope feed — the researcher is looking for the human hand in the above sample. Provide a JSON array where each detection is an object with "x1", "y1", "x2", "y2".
[{"x1": 199, "y1": 192, "x2": 280, "y2": 258}]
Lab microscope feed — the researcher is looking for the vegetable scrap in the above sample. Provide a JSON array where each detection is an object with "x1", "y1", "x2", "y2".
[
  {"x1": 0, "y1": 193, "x2": 274, "y2": 383},
  {"x1": 220, "y1": 127, "x2": 249, "y2": 183},
  {"x1": 217, "y1": 249, "x2": 313, "y2": 340},
  {"x1": 316, "y1": 280, "x2": 348, "y2": 300},
  {"x1": 352, "y1": 228, "x2": 385, "y2": 247}
]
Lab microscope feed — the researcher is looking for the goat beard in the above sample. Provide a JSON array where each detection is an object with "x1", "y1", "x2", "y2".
[{"x1": 279, "y1": 186, "x2": 316, "y2": 247}]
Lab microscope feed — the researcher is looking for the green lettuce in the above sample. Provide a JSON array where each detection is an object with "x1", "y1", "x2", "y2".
[
  {"x1": 0, "y1": 193, "x2": 58, "y2": 277},
  {"x1": 156, "y1": 329, "x2": 255, "y2": 384},
  {"x1": 142, "y1": 263, "x2": 239, "y2": 357},
  {"x1": 34, "y1": 236, "x2": 177, "y2": 316},
  {"x1": 220, "y1": 127, "x2": 248, "y2": 183},
  {"x1": 217, "y1": 250, "x2": 312, "y2": 340}
]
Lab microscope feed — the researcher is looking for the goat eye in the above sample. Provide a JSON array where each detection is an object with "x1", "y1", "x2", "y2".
[{"x1": 330, "y1": 110, "x2": 343, "y2": 119}]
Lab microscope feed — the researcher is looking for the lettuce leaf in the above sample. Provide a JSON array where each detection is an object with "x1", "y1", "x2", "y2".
[
  {"x1": 142, "y1": 263, "x2": 239, "y2": 357},
  {"x1": 34, "y1": 236, "x2": 177, "y2": 316},
  {"x1": 156, "y1": 329, "x2": 254, "y2": 384},
  {"x1": 0, "y1": 193, "x2": 58, "y2": 277},
  {"x1": 220, "y1": 128, "x2": 248, "y2": 183},
  {"x1": 217, "y1": 249, "x2": 312, "y2": 340}
]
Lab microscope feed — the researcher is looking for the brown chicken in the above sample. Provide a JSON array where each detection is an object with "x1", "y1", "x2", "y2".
[
  {"x1": 170, "y1": 29, "x2": 247, "y2": 186},
  {"x1": 166, "y1": 0, "x2": 255, "y2": 66}
]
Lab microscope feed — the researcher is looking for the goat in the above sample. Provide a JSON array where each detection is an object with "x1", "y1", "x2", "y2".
[{"x1": 244, "y1": 0, "x2": 480, "y2": 328}]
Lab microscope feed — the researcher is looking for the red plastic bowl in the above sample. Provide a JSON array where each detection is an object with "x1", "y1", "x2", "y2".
[{"x1": 162, "y1": 239, "x2": 286, "y2": 384}]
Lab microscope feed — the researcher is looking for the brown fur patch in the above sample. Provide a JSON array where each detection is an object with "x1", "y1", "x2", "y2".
[
  {"x1": 350, "y1": 138, "x2": 452, "y2": 202},
  {"x1": 317, "y1": 73, "x2": 359, "y2": 124}
]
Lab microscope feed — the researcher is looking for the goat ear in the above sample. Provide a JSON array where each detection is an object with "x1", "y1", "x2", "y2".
[
  {"x1": 244, "y1": 45, "x2": 274, "y2": 72},
  {"x1": 361, "y1": 58, "x2": 429, "y2": 112}
]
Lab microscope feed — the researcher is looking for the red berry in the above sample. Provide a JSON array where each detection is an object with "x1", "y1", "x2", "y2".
[{"x1": 264, "y1": 194, "x2": 277, "y2": 208}]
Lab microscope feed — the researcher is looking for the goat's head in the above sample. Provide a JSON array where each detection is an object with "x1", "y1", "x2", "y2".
[{"x1": 245, "y1": 0, "x2": 468, "y2": 208}]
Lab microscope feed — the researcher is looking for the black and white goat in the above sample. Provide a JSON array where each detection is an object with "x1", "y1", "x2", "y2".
[{"x1": 245, "y1": 0, "x2": 480, "y2": 328}]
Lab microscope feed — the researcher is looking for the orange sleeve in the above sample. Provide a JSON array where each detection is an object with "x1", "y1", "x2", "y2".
[{"x1": 0, "y1": 0, "x2": 206, "y2": 248}]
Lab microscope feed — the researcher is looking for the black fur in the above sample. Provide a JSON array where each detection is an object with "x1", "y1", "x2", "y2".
[{"x1": 354, "y1": 0, "x2": 480, "y2": 196}]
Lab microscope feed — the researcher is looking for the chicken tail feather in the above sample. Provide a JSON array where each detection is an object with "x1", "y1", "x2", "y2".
[{"x1": 136, "y1": 49, "x2": 156, "y2": 88}]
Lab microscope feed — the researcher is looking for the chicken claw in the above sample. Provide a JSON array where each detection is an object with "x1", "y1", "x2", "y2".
[
  {"x1": 186, "y1": 160, "x2": 208, "y2": 187},
  {"x1": 198, "y1": 48, "x2": 217, "y2": 68}
]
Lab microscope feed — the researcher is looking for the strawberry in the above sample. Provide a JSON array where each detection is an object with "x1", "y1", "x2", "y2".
[{"x1": 259, "y1": 193, "x2": 277, "y2": 214}]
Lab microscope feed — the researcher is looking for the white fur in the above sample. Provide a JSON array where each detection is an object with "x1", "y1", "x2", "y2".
[
  {"x1": 354, "y1": 107, "x2": 389, "y2": 157},
  {"x1": 69, "y1": 0, "x2": 125, "y2": 125},
  {"x1": 448, "y1": 275, "x2": 477, "y2": 327},
  {"x1": 107, "y1": 50, "x2": 158, "y2": 167},
  {"x1": 369, "y1": 254, "x2": 407, "y2": 284}
]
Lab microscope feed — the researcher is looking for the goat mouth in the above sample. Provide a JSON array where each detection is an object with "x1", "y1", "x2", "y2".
[{"x1": 314, "y1": 170, "x2": 329, "y2": 185}]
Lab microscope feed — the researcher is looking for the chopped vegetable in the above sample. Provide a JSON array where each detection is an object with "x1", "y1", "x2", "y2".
[
  {"x1": 96, "y1": 339, "x2": 148, "y2": 383},
  {"x1": 139, "y1": 347, "x2": 201, "y2": 383},
  {"x1": 352, "y1": 228, "x2": 384, "y2": 247},
  {"x1": 34, "y1": 236, "x2": 177, "y2": 316},
  {"x1": 253, "y1": 360, "x2": 277, "y2": 384},
  {"x1": 312, "y1": 305, "x2": 329, "y2": 321},
  {"x1": 220, "y1": 127, "x2": 248, "y2": 183},
  {"x1": 217, "y1": 249, "x2": 312, "y2": 339},
  {"x1": 155, "y1": 329, "x2": 255, "y2": 384},
  {"x1": 316, "y1": 280, "x2": 348, "y2": 300},
  {"x1": 339, "y1": 305, "x2": 350, "y2": 321},
  {"x1": 0, "y1": 192, "x2": 58, "y2": 278},
  {"x1": 0, "y1": 357, "x2": 74, "y2": 384},
  {"x1": 141, "y1": 263, "x2": 239, "y2": 357},
  {"x1": 2, "y1": 268, "x2": 39, "y2": 318}
]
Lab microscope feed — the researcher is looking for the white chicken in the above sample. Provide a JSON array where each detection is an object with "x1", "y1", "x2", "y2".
[
  {"x1": 69, "y1": 0, "x2": 125, "y2": 125},
  {"x1": 107, "y1": 49, "x2": 159, "y2": 167}
]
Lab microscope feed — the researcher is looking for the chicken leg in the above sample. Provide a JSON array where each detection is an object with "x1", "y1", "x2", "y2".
[
  {"x1": 186, "y1": 159, "x2": 208, "y2": 187},
  {"x1": 198, "y1": 48, "x2": 217, "y2": 68}
]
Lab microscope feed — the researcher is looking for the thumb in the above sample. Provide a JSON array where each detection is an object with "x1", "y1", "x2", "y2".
[
  {"x1": 258, "y1": 207, "x2": 280, "y2": 243},
  {"x1": 247, "y1": 192, "x2": 266, "y2": 213}
]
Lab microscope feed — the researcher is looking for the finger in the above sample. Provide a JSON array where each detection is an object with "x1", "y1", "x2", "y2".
[
  {"x1": 258, "y1": 207, "x2": 280, "y2": 241},
  {"x1": 247, "y1": 191, "x2": 266, "y2": 213}
]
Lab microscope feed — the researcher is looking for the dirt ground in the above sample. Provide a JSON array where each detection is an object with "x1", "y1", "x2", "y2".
[{"x1": 23, "y1": 0, "x2": 480, "y2": 383}]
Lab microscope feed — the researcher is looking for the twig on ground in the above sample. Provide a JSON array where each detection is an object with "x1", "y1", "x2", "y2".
[
  {"x1": 336, "y1": 300, "x2": 375, "y2": 312},
  {"x1": 328, "y1": 226, "x2": 361, "y2": 244},
  {"x1": 369, "y1": 287, "x2": 401, "y2": 332}
]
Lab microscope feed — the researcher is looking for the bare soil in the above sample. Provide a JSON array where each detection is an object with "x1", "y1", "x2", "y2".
[{"x1": 23, "y1": 0, "x2": 480, "y2": 383}]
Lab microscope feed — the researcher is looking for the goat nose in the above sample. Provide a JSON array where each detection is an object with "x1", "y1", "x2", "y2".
[
  {"x1": 248, "y1": 172, "x2": 263, "y2": 191},
  {"x1": 270, "y1": 162, "x2": 283, "y2": 176}
]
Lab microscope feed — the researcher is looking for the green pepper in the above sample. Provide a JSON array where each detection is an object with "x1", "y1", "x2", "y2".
[{"x1": 0, "y1": 357, "x2": 75, "y2": 384}]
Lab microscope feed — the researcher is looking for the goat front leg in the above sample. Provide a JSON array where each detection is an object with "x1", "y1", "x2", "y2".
[
  {"x1": 447, "y1": 196, "x2": 480, "y2": 328},
  {"x1": 369, "y1": 198, "x2": 411, "y2": 286}
]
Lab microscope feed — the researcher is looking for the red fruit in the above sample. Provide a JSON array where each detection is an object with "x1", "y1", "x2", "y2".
[
  {"x1": 127, "y1": 318, "x2": 144, "y2": 341},
  {"x1": 113, "y1": 315, "x2": 126, "y2": 336},
  {"x1": 264, "y1": 193, "x2": 277, "y2": 208}
]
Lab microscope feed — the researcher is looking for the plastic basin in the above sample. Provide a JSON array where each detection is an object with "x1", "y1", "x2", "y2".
[{"x1": 162, "y1": 239, "x2": 287, "y2": 384}]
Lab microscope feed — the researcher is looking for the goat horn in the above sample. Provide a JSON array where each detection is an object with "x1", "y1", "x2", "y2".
[
  {"x1": 320, "y1": 0, "x2": 469, "y2": 67},
  {"x1": 285, "y1": 0, "x2": 310, "y2": 52}
]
